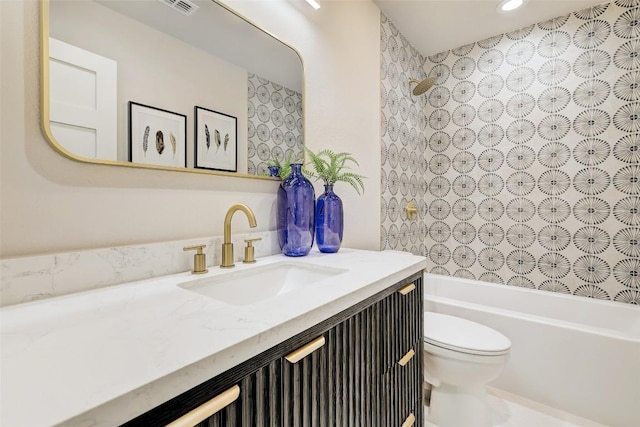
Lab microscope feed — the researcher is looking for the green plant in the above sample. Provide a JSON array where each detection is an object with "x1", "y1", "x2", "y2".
[
  {"x1": 304, "y1": 148, "x2": 365, "y2": 194},
  {"x1": 266, "y1": 152, "x2": 301, "y2": 180}
]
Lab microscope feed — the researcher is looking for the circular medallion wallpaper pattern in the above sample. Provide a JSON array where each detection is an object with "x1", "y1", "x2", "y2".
[
  {"x1": 247, "y1": 73, "x2": 303, "y2": 176},
  {"x1": 381, "y1": 2, "x2": 640, "y2": 304}
]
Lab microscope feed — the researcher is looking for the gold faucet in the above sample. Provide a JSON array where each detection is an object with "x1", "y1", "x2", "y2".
[{"x1": 221, "y1": 203, "x2": 257, "y2": 268}]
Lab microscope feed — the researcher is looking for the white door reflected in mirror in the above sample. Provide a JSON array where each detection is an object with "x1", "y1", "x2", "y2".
[{"x1": 49, "y1": 37, "x2": 117, "y2": 160}]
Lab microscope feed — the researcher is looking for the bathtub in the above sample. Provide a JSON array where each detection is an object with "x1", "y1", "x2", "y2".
[{"x1": 423, "y1": 273, "x2": 640, "y2": 427}]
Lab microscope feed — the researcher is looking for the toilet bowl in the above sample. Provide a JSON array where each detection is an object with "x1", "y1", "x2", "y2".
[{"x1": 423, "y1": 312, "x2": 511, "y2": 427}]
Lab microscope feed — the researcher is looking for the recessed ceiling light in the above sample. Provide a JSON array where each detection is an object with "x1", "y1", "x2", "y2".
[
  {"x1": 497, "y1": 0, "x2": 525, "y2": 12},
  {"x1": 304, "y1": 0, "x2": 320, "y2": 9}
]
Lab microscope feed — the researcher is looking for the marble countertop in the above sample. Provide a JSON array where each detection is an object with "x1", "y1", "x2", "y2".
[{"x1": 0, "y1": 248, "x2": 426, "y2": 427}]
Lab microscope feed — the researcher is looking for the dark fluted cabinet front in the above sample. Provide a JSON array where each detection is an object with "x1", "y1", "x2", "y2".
[
  {"x1": 194, "y1": 361, "x2": 283, "y2": 427},
  {"x1": 379, "y1": 279, "x2": 424, "y2": 426},
  {"x1": 123, "y1": 272, "x2": 423, "y2": 427},
  {"x1": 283, "y1": 303, "x2": 383, "y2": 427}
]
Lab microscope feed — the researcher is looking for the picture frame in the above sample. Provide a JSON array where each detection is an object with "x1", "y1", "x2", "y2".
[
  {"x1": 128, "y1": 102, "x2": 187, "y2": 167},
  {"x1": 194, "y1": 106, "x2": 237, "y2": 172}
]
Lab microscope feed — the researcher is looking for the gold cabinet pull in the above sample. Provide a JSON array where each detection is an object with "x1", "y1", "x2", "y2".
[
  {"x1": 398, "y1": 283, "x2": 416, "y2": 295},
  {"x1": 285, "y1": 336, "x2": 326, "y2": 364},
  {"x1": 166, "y1": 385, "x2": 240, "y2": 427},
  {"x1": 401, "y1": 413, "x2": 416, "y2": 427},
  {"x1": 398, "y1": 349, "x2": 415, "y2": 367}
]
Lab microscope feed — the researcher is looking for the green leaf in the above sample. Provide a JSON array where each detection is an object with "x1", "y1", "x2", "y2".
[
  {"x1": 265, "y1": 151, "x2": 304, "y2": 180},
  {"x1": 304, "y1": 147, "x2": 366, "y2": 194}
]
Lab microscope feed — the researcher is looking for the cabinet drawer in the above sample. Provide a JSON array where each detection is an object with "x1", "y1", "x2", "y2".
[
  {"x1": 380, "y1": 278, "x2": 423, "y2": 373},
  {"x1": 123, "y1": 360, "x2": 282, "y2": 427},
  {"x1": 282, "y1": 302, "x2": 381, "y2": 427},
  {"x1": 188, "y1": 387, "x2": 240, "y2": 427},
  {"x1": 380, "y1": 341, "x2": 423, "y2": 427}
]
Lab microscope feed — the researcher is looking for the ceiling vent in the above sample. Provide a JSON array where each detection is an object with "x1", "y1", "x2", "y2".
[{"x1": 159, "y1": 0, "x2": 199, "y2": 16}]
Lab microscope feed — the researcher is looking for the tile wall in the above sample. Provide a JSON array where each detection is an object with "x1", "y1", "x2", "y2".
[
  {"x1": 382, "y1": 0, "x2": 639, "y2": 304},
  {"x1": 380, "y1": 14, "x2": 430, "y2": 256},
  {"x1": 247, "y1": 73, "x2": 303, "y2": 176}
]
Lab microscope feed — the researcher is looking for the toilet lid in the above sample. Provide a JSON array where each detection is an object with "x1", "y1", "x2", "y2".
[{"x1": 424, "y1": 312, "x2": 511, "y2": 356}]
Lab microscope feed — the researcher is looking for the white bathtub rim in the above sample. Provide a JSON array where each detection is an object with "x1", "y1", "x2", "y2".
[
  {"x1": 425, "y1": 295, "x2": 639, "y2": 343},
  {"x1": 424, "y1": 273, "x2": 640, "y2": 342},
  {"x1": 425, "y1": 273, "x2": 639, "y2": 311}
]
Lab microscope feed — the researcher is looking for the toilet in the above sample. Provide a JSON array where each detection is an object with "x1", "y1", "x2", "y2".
[{"x1": 423, "y1": 312, "x2": 511, "y2": 427}]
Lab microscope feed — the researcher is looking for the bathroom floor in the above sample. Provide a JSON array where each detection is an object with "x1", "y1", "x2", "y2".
[{"x1": 424, "y1": 387, "x2": 607, "y2": 427}]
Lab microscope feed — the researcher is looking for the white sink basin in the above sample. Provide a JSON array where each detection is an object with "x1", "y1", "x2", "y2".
[{"x1": 178, "y1": 261, "x2": 347, "y2": 305}]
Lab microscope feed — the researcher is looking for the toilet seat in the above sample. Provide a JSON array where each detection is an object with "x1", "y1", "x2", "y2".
[{"x1": 424, "y1": 312, "x2": 511, "y2": 356}]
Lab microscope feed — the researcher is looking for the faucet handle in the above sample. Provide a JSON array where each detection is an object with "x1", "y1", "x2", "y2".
[
  {"x1": 243, "y1": 238, "x2": 262, "y2": 264},
  {"x1": 183, "y1": 244, "x2": 208, "y2": 274}
]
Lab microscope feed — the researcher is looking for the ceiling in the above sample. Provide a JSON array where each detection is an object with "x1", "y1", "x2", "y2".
[
  {"x1": 93, "y1": 0, "x2": 302, "y2": 91},
  {"x1": 372, "y1": 0, "x2": 610, "y2": 57}
]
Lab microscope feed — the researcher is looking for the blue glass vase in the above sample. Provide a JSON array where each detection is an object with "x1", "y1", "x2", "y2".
[
  {"x1": 268, "y1": 165, "x2": 280, "y2": 178},
  {"x1": 277, "y1": 164, "x2": 315, "y2": 256},
  {"x1": 315, "y1": 184, "x2": 343, "y2": 253}
]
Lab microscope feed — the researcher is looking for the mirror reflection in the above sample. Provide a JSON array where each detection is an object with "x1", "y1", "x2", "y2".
[{"x1": 46, "y1": 0, "x2": 304, "y2": 177}]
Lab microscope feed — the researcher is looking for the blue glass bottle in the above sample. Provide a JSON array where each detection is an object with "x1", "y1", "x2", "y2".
[
  {"x1": 315, "y1": 184, "x2": 344, "y2": 253},
  {"x1": 277, "y1": 164, "x2": 315, "y2": 256},
  {"x1": 268, "y1": 165, "x2": 280, "y2": 178}
]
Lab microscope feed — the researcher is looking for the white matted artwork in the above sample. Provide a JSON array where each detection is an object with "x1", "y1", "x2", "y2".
[
  {"x1": 128, "y1": 102, "x2": 187, "y2": 167},
  {"x1": 194, "y1": 106, "x2": 237, "y2": 172}
]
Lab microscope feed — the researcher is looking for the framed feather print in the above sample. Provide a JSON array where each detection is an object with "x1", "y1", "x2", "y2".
[
  {"x1": 128, "y1": 102, "x2": 187, "y2": 167},
  {"x1": 194, "y1": 106, "x2": 237, "y2": 172}
]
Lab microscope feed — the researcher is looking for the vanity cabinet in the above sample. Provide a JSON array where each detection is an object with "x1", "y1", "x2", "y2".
[
  {"x1": 380, "y1": 280, "x2": 424, "y2": 426},
  {"x1": 122, "y1": 272, "x2": 423, "y2": 427}
]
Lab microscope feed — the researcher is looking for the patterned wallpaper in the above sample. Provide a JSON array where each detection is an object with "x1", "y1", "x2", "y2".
[
  {"x1": 382, "y1": 0, "x2": 640, "y2": 305},
  {"x1": 380, "y1": 14, "x2": 430, "y2": 256},
  {"x1": 247, "y1": 73, "x2": 303, "y2": 176}
]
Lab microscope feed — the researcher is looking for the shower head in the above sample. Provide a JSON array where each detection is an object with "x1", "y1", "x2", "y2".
[{"x1": 409, "y1": 77, "x2": 436, "y2": 96}]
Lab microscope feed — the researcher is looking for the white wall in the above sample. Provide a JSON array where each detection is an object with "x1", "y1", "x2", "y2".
[
  {"x1": 0, "y1": 0, "x2": 381, "y2": 258},
  {"x1": 225, "y1": 0, "x2": 382, "y2": 252}
]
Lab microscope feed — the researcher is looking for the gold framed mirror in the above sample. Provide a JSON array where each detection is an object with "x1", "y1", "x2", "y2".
[{"x1": 40, "y1": 0, "x2": 304, "y2": 180}]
